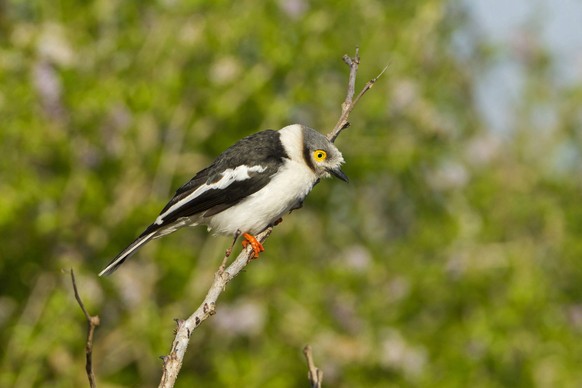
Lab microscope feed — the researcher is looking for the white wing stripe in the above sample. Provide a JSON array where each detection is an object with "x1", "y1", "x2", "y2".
[{"x1": 154, "y1": 165, "x2": 267, "y2": 225}]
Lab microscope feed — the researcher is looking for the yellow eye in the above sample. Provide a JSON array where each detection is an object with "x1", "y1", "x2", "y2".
[{"x1": 313, "y1": 150, "x2": 327, "y2": 162}]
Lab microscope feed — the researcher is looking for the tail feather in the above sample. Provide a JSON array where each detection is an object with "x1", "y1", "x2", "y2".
[{"x1": 99, "y1": 231, "x2": 157, "y2": 276}]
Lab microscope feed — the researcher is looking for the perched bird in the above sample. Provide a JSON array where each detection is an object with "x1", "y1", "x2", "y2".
[{"x1": 99, "y1": 124, "x2": 348, "y2": 276}]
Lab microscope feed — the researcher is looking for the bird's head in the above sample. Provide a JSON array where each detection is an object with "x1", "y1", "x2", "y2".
[
  {"x1": 298, "y1": 125, "x2": 348, "y2": 183},
  {"x1": 278, "y1": 124, "x2": 348, "y2": 182}
]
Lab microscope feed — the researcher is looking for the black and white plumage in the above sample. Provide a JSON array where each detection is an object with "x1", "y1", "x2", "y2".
[{"x1": 99, "y1": 124, "x2": 348, "y2": 276}]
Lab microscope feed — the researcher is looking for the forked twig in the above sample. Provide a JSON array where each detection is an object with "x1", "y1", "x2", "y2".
[
  {"x1": 70, "y1": 269, "x2": 100, "y2": 388},
  {"x1": 328, "y1": 48, "x2": 388, "y2": 143}
]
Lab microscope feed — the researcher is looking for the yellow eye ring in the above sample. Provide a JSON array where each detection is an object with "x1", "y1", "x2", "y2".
[{"x1": 313, "y1": 149, "x2": 327, "y2": 162}]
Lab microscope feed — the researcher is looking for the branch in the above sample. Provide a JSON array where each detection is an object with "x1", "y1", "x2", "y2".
[
  {"x1": 158, "y1": 48, "x2": 382, "y2": 387},
  {"x1": 327, "y1": 48, "x2": 388, "y2": 143},
  {"x1": 158, "y1": 227, "x2": 272, "y2": 388},
  {"x1": 70, "y1": 269, "x2": 100, "y2": 388},
  {"x1": 303, "y1": 345, "x2": 323, "y2": 388}
]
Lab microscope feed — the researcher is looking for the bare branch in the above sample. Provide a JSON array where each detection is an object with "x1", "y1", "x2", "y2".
[
  {"x1": 303, "y1": 345, "x2": 323, "y2": 388},
  {"x1": 157, "y1": 49, "x2": 382, "y2": 387},
  {"x1": 70, "y1": 269, "x2": 100, "y2": 388},
  {"x1": 158, "y1": 227, "x2": 273, "y2": 388},
  {"x1": 327, "y1": 48, "x2": 388, "y2": 143}
]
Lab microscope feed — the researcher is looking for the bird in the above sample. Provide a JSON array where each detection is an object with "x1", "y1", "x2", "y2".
[{"x1": 99, "y1": 124, "x2": 348, "y2": 276}]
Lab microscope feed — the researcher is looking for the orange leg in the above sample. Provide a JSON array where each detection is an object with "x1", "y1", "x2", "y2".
[{"x1": 242, "y1": 233, "x2": 264, "y2": 259}]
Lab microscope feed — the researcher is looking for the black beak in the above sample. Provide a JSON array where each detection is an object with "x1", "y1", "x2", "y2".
[{"x1": 328, "y1": 167, "x2": 349, "y2": 183}]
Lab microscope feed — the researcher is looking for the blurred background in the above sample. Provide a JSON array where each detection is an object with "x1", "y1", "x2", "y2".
[{"x1": 1, "y1": 0, "x2": 582, "y2": 386}]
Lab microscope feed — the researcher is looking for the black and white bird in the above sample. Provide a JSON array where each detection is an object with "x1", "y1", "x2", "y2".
[{"x1": 99, "y1": 124, "x2": 348, "y2": 276}]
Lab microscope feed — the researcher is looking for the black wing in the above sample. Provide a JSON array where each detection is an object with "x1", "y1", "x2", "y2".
[
  {"x1": 140, "y1": 130, "x2": 288, "y2": 236},
  {"x1": 100, "y1": 130, "x2": 288, "y2": 275}
]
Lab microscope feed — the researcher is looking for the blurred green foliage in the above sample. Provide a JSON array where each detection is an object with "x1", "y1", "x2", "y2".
[{"x1": 2, "y1": 0, "x2": 582, "y2": 387}]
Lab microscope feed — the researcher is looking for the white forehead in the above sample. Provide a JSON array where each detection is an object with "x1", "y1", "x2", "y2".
[
  {"x1": 278, "y1": 124, "x2": 306, "y2": 162},
  {"x1": 278, "y1": 124, "x2": 342, "y2": 161}
]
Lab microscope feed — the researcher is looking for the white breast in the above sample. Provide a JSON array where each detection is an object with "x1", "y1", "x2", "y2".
[{"x1": 206, "y1": 159, "x2": 317, "y2": 235}]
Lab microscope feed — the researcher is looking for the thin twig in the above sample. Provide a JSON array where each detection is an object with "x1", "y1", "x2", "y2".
[
  {"x1": 219, "y1": 229, "x2": 242, "y2": 273},
  {"x1": 350, "y1": 64, "x2": 388, "y2": 113},
  {"x1": 328, "y1": 48, "x2": 388, "y2": 143},
  {"x1": 70, "y1": 269, "x2": 100, "y2": 388},
  {"x1": 158, "y1": 227, "x2": 273, "y2": 388},
  {"x1": 303, "y1": 345, "x2": 323, "y2": 388},
  {"x1": 328, "y1": 48, "x2": 361, "y2": 142}
]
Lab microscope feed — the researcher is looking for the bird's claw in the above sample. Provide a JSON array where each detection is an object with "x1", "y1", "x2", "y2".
[{"x1": 242, "y1": 233, "x2": 264, "y2": 259}]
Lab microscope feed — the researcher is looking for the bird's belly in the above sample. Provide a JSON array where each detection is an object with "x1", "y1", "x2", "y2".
[{"x1": 206, "y1": 161, "x2": 317, "y2": 235}]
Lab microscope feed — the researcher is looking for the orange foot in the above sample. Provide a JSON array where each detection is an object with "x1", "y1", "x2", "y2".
[{"x1": 242, "y1": 233, "x2": 264, "y2": 259}]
